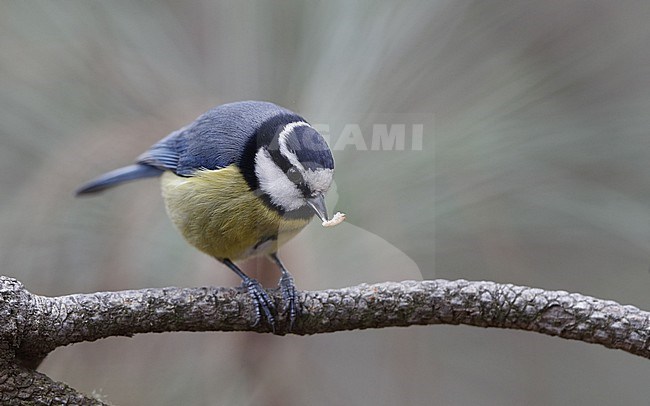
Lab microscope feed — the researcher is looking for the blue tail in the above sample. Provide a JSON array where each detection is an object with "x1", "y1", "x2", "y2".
[{"x1": 76, "y1": 164, "x2": 163, "y2": 195}]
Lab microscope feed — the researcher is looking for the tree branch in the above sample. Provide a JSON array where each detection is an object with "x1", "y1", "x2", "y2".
[
  {"x1": 2, "y1": 276, "x2": 649, "y2": 360},
  {"x1": 1, "y1": 275, "x2": 649, "y2": 403},
  {"x1": 0, "y1": 361, "x2": 104, "y2": 405}
]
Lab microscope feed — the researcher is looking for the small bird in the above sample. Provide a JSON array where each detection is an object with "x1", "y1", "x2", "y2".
[{"x1": 77, "y1": 101, "x2": 344, "y2": 330}]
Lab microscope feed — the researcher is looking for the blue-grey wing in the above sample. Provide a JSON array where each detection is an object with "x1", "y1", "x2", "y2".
[
  {"x1": 76, "y1": 101, "x2": 299, "y2": 194},
  {"x1": 136, "y1": 128, "x2": 185, "y2": 173},
  {"x1": 138, "y1": 101, "x2": 299, "y2": 177}
]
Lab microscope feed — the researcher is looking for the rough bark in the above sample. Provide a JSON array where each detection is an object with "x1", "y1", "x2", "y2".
[
  {"x1": 1, "y1": 275, "x2": 649, "y2": 404},
  {"x1": 0, "y1": 362, "x2": 104, "y2": 405}
]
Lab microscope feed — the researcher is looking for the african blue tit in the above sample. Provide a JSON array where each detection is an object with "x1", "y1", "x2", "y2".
[{"x1": 77, "y1": 101, "x2": 343, "y2": 330}]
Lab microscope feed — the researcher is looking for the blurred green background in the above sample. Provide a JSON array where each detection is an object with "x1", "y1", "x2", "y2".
[{"x1": 2, "y1": 1, "x2": 650, "y2": 405}]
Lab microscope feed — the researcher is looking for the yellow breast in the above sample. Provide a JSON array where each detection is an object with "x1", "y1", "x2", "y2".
[{"x1": 160, "y1": 166, "x2": 310, "y2": 261}]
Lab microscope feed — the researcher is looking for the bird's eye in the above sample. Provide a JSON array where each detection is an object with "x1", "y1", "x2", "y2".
[{"x1": 286, "y1": 167, "x2": 302, "y2": 183}]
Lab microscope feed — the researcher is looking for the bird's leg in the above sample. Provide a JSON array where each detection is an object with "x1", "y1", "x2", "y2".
[
  {"x1": 222, "y1": 259, "x2": 276, "y2": 330},
  {"x1": 269, "y1": 253, "x2": 300, "y2": 330}
]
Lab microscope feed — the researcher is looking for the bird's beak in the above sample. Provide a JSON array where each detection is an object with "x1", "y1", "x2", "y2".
[{"x1": 307, "y1": 193, "x2": 329, "y2": 222}]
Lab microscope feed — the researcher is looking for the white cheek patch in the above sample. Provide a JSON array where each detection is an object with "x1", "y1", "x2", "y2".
[
  {"x1": 302, "y1": 168, "x2": 334, "y2": 193},
  {"x1": 255, "y1": 148, "x2": 305, "y2": 211}
]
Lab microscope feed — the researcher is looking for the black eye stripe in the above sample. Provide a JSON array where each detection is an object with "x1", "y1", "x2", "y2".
[
  {"x1": 265, "y1": 131, "x2": 309, "y2": 187},
  {"x1": 266, "y1": 143, "x2": 292, "y2": 173},
  {"x1": 267, "y1": 147, "x2": 311, "y2": 195}
]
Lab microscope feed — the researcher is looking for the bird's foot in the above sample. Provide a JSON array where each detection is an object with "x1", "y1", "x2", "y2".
[
  {"x1": 279, "y1": 273, "x2": 300, "y2": 330},
  {"x1": 242, "y1": 278, "x2": 276, "y2": 330}
]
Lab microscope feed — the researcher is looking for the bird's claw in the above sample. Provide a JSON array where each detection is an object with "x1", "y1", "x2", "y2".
[
  {"x1": 279, "y1": 273, "x2": 300, "y2": 330},
  {"x1": 242, "y1": 278, "x2": 276, "y2": 331}
]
